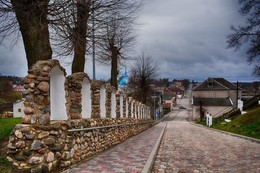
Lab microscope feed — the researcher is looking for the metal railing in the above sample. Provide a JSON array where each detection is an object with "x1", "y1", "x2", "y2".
[{"x1": 68, "y1": 120, "x2": 154, "y2": 132}]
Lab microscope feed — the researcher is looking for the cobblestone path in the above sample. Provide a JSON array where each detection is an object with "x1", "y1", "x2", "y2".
[{"x1": 152, "y1": 110, "x2": 260, "y2": 173}]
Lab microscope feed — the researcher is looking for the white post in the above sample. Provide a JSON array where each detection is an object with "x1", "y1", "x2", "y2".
[
  {"x1": 120, "y1": 95, "x2": 123, "y2": 118},
  {"x1": 209, "y1": 114, "x2": 212, "y2": 127},
  {"x1": 131, "y1": 101, "x2": 133, "y2": 118},
  {"x1": 142, "y1": 105, "x2": 144, "y2": 119},
  {"x1": 138, "y1": 103, "x2": 141, "y2": 119},
  {"x1": 206, "y1": 113, "x2": 209, "y2": 126},
  {"x1": 126, "y1": 98, "x2": 129, "y2": 118},
  {"x1": 111, "y1": 92, "x2": 116, "y2": 118},
  {"x1": 140, "y1": 106, "x2": 142, "y2": 119},
  {"x1": 238, "y1": 100, "x2": 243, "y2": 112},
  {"x1": 100, "y1": 86, "x2": 106, "y2": 118},
  {"x1": 145, "y1": 106, "x2": 147, "y2": 119}
]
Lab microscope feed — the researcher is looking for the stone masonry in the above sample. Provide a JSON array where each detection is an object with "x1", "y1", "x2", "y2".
[
  {"x1": 22, "y1": 60, "x2": 66, "y2": 125},
  {"x1": 65, "y1": 72, "x2": 91, "y2": 119},
  {"x1": 7, "y1": 60, "x2": 152, "y2": 173}
]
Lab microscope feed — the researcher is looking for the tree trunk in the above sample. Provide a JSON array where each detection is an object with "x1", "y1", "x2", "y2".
[
  {"x1": 140, "y1": 79, "x2": 147, "y2": 104},
  {"x1": 11, "y1": 0, "x2": 52, "y2": 69},
  {"x1": 110, "y1": 46, "x2": 118, "y2": 89},
  {"x1": 72, "y1": 0, "x2": 90, "y2": 73}
]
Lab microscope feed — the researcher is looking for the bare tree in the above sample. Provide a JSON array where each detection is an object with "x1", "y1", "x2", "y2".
[
  {"x1": 0, "y1": 0, "x2": 52, "y2": 69},
  {"x1": 1, "y1": 0, "x2": 91, "y2": 72},
  {"x1": 1, "y1": 0, "x2": 135, "y2": 74},
  {"x1": 96, "y1": 17, "x2": 136, "y2": 88},
  {"x1": 227, "y1": 0, "x2": 260, "y2": 77},
  {"x1": 0, "y1": 0, "x2": 18, "y2": 43},
  {"x1": 49, "y1": 0, "x2": 92, "y2": 73},
  {"x1": 95, "y1": 0, "x2": 142, "y2": 89},
  {"x1": 128, "y1": 53, "x2": 158, "y2": 104},
  {"x1": 50, "y1": 0, "x2": 135, "y2": 74}
]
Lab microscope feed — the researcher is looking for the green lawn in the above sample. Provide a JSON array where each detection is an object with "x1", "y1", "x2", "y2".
[
  {"x1": 0, "y1": 118, "x2": 22, "y2": 141},
  {"x1": 0, "y1": 118, "x2": 22, "y2": 173},
  {"x1": 211, "y1": 107, "x2": 260, "y2": 139}
]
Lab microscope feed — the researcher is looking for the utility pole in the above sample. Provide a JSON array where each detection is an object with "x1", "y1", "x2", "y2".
[
  {"x1": 236, "y1": 81, "x2": 239, "y2": 108},
  {"x1": 199, "y1": 100, "x2": 203, "y2": 122},
  {"x1": 92, "y1": 0, "x2": 96, "y2": 80},
  {"x1": 153, "y1": 89, "x2": 156, "y2": 120}
]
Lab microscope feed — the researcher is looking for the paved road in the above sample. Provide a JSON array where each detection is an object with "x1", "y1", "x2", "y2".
[
  {"x1": 63, "y1": 122, "x2": 166, "y2": 173},
  {"x1": 64, "y1": 90, "x2": 260, "y2": 173},
  {"x1": 152, "y1": 98, "x2": 260, "y2": 173}
]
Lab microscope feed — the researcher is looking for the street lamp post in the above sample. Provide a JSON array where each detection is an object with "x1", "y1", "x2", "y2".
[
  {"x1": 92, "y1": 0, "x2": 96, "y2": 80},
  {"x1": 153, "y1": 89, "x2": 156, "y2": 121}
]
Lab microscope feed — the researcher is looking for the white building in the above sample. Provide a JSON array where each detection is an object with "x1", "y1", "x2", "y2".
[
  {"x1": 13, "y1": 100, "x2": 24, "y2": 117},
  {"x1": 192, "y1": 78, "x2": 242, "y2": 119}
]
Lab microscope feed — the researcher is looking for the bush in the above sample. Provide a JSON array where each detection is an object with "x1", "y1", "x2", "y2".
[{"x1": 163, "y1": 108, "x2": 171, "y2": 115}]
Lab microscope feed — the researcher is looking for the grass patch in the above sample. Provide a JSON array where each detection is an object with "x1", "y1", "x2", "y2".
[
  {"x1": 0, "y1": 118, "x2": 22, "y2": 173},
  {"x1": 196, "y1": 120, "x2": 206, "y2": 126},
  {"x1": 0, "y1": 157, "x2": 15, "y2": 173},
  {"x1": 0, "y1": 118, "x2": 21, "y2": 141},
  {"x1": 211, "y1": 107, "x2": 260, "y2": 139}
]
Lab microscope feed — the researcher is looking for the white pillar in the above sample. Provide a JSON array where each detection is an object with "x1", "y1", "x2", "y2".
[
  {"x1": 131, "y1": 102, "x2": 134, "y2": 118},
  {"x1": 111, "y1": 92, "x2": 116, "y2": 118},
  {"x1": 100, "y1": 86, "x2": 106, "y2": 118},
  {"x1": 50, "y1": 66, "x2": 67, "y2": 120},
  {"x1": 135, "y1": 102, "x2": 138, "y2": 119},
  {"x1": 120, "y1": 95, "x2": 123, "y2": 118},
  {"x1": 126, "y1": 98, "x2": 129, "y2": 118},
  {"x1": 82, "y1": 78, "x2": 91, "y2": 119}
]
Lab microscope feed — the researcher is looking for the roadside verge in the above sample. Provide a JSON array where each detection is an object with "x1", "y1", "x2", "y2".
[{"x1": 191, "y1": 122, "x2": 260, "y2": 144}]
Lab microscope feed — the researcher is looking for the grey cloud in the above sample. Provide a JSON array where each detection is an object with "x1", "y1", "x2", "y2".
[
  {"x1": 0, "y1": 0, "x2": 255, "y2": 82},
  {"x1": 0, "y1": 43, "x2": 27, "y2": 76},
  {"x1": 135, "y1": 0, "x2": 253, "y2": 81}
]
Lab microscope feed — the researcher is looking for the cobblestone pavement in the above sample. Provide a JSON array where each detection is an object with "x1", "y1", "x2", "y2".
[
  {"x1": 152, "y1": 110, "x2": 260, "y2": 173},
  {"x1": 64, "y1": 122, "x2": 166, "y2": 173}
]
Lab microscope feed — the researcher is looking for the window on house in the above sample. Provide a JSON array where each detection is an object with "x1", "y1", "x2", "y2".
[
  {"x1": 18, "y1": 108, "x2": 21, "y2": 112},
  {"x1": 208, "y1": 79, "x2": 214, "y2": 87}
]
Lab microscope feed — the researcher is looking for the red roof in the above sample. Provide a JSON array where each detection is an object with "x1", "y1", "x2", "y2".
[
  {"x1": 164, "y1": 87, "x2": 183, "y2": 93},
  {"x1": 163, "y1": 103, "x2": 171, "y2": 108},
  {"x1": 13, "y1": 85, "x2": 25, "y2": 92},
  {"x1": 13, "y1": 85, "x2": 24, "y2": 89}
]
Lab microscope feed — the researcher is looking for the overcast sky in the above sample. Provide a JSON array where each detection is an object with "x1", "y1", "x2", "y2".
[{"x1": 0, "y1": 0, "x2": 257, "y2": 82}]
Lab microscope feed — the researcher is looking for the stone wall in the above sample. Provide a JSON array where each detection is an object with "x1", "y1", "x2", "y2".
[
  {"x1": 65, "y1": 72, "x2": 91, "y2": 119},
  {"x1": 7, "y1": 60, "x2": 152, "y2": 172},
  {"x1": 7, "y1": 118, "x2": 153, "y2": 172},
  {"x1": 22, "y1": 60, "x2": 67, "y2": 125}
]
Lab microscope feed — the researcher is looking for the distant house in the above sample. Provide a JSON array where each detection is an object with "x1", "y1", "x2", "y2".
[
  {"x1": 192, "y1": 78, "x2": 241, "y2": 119},
  {"x1": 153, "y1": 86, "x2": 166, "y2": 94},
  {"x1": 13, "y1": 85, "x2": 25, "y2": 94},
  {"x1": 160, "y1": 94, "x2": 176, "y2": 111},
  {"x1": 192, "y1": 82, "x2": 201, "y2": 90},
  {"x1": 13, "y1": 100, "x2": 24, "y2": 117},
  {"x1": 164, "y1": 87, "x2": 184, "y2": 98}
]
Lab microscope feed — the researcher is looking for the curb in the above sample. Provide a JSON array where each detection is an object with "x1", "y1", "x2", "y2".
[
  {"x1": 141, "y1": 122, "x2": 167, "y2": 173},
  {"x1": 191, "y1": 122, "x2": 260, "y2": 144}
]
